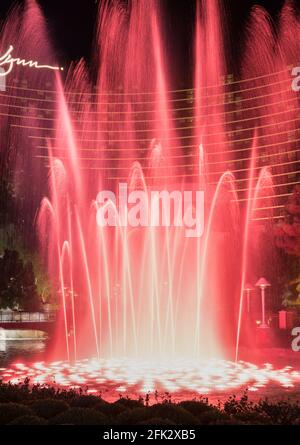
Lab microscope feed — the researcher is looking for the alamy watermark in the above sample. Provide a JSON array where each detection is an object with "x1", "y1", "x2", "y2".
[
  {"x1": 0, "y1": 68, "x2": 6, "y2": 91},
  {"x1": 292, "y1": 327, "x2": 300, "y2": 352},
  {"x1": 289, "y1": 70, "x2": 300, "y2": 351},
  {"x1": 96, "y1": 183, "x2": 204, "y2": 238},
  {"x1": 291, "y1": 67, "x2": 300, "y2": 91}
]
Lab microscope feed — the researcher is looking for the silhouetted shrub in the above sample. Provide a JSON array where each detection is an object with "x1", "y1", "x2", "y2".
[
  {"x1": 9, "y1": 415, "x2": 48, "y2": 425},
  {"x1": 0, "y1": 403, "x2": 33, "y2": 424},
  {"x1": 137, "y1": 417, "x2": 176, "y2": 425},
  {"x1": 223, "y1": 392, "x2": 253, "y2": 415},
  {"x1": 70, "y1": 394, "x2": 106, "y2": 408},
  {"x1": 213, "y1": 418, "x2": 245, "y2": 425},
  {"x1": 50, "y1": 407, "x2": 108, "y2": 425},
  {"x1": 234, "y1": 411, "x2": 272, "y2": 424},
  {"x1": 115, "y1": 398, "x2": 144, "y2": 410},
  {"x1": 95, "y1": 400, "x2": 127, "y2": 417},
  {"x1": 179, "y1": 400, "x2": 214, "y2": 416},
  {"x1": 0, "y1": 379, "x2": 31, "y2": 403},
  {"x1": 148, "y1": 403, "x2": 198, "y2": 425},
  {"x1": 95, "y1": 398, "x2": 144, "y2": 419},
  {"x1": 115, "y1": 407, "x2": 150, "y2": 424},
  {"x1": 256, "y1": 400, "x2": 300, "y2": 424},
  {"x1": 30, "y1": 399, "x2": 69, "y2": 419},
  {"x1": 0, "y1": 380, "x2": 300, "y2": 425},
  {"x1": 197, "y1": 409, "x2": 231, "y2": 425}
]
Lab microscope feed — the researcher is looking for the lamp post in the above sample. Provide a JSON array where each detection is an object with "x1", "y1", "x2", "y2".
[
  {"x1": 244, "y1": 283, "x2": 254, "y2": 314},
  {"x1": 255, "y1": 277, "x2": 271, "y2": 328}
]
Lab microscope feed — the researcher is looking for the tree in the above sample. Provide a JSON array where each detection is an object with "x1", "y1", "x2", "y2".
[
  {"x1": 0, "y1": 249, "x2": 41, "y2": 311},
  {"x1": 274, "y1": 185, "x2": 300, "y2": 256},
  {"x1": 274, "y1": 185, "x2": 300, "y2": 307},
  {"x1": 0, "y1": 175, "x2": 15, "y2": 226}
]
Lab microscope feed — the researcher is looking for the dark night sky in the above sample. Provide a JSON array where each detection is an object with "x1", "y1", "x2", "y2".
[{"x1": 1, "y1": 0, "x2": 300, "y2": 84}]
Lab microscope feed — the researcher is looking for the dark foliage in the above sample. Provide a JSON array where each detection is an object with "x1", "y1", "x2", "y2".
[
  {"x1": 50, "y1": 407, "x2": 108, "y2": 425},
  {"x1": 30, "y1": 398, "x2": 69, "y2": 419},
  {"x1": 0, "y1": 380, "x2": 300, "y2": 425},
  {"x1": 0, "y1": 402, "x2": 33, "y2": 424},
  {"x1": 9, "y1": 415, "x2": 48, "y2": 425},
  {"x1": 275, "y1": 185, "x2": 300, "y2": 257},
  {"x1": 70, "y1": 394, "x2": 108, "y2": 408},
  {"x1": 0, "y1": 249, "x2": 41, "y2": 310}
]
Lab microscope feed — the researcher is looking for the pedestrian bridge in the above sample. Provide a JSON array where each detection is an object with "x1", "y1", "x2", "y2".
[{"x1": 0, "y1": 311, "x2": 56, "y2": 335}]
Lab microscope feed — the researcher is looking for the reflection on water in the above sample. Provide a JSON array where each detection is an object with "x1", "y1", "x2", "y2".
[
  {"x1": 0, "y1": 340, "x2": 47, "y2": 367},
  {"x1": 0, "y1": 357, "x2": 300, "y2": 405}
]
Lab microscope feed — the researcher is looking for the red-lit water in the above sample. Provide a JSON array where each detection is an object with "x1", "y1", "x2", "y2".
[
  {"x1": 1, "y1": 0, "x2": 299, "y2": 396},
  {"x1": 1, "y1": 355, "x2": 300, "y2": 403}
]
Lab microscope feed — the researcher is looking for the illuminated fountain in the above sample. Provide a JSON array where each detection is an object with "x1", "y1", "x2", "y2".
[
  {"x1": 1, "y1": 0, "x2": 300, "y2": 396},
  {"x1": 37, "y1": 0, "x2": 243, "y2": 362}
]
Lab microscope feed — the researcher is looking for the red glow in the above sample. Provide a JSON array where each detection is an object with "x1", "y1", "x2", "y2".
[
  {"x1": 0, "y1": 0, "x2": 299, "y2": 384},
  {"x1": 1, "y1": 359, "x2": 300, "y2": 401}
]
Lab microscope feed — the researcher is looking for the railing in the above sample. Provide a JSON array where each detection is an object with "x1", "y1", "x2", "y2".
[{"x1": 0, "y1": 311, "x2": 56, "y2": 323}]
